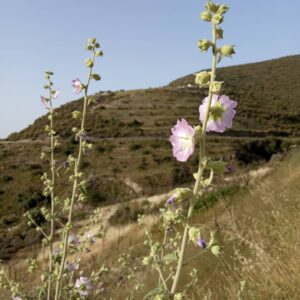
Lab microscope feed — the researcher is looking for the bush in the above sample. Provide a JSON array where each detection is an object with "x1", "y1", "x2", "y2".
[
  {"x1": 235, "y1": 138, "x2": 282, "y2": 164},
  {"x1": 129, "y1": 143, "x2": 142, "y2": 151}
]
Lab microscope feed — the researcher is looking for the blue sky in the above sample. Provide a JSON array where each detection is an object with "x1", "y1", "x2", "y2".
[{"x1": 0, "y1": 0, "x2": 299, "y2": 138}]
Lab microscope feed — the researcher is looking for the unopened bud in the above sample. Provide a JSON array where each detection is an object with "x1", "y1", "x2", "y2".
[
  {"x1": 142, "y1": 256, "x2": 152, "y2": 265},
  {"x1": 212, "y1": 13, "x2": 224, "y2": 25},
  {"x1": 211, "y1": 245, "x2": 222, "y2": 257},
  {"x1": 217, "y1": 4, "x2": 229, "y2": 15},
  {"x1": 95, "y1": 50, "x2": 103, "y2": 57},
  {"x1": 220, "y1": 45, "x2": 235, "y2": 57},
  {"x1": 205, "y1": 1, "x2": 219, "y2": 13},
  {"x1": 88, "y1": 37, "x2": 97, "y2": 44},
  {"x1": 198, "y1": 39, "x2": 212, "y2": 52},
  {"x1": 85, "y1": 58, "x2": 94, "y2": 68},
  {"x1": 210, "y1": 81, "x2": 223, "y2": 93},
  {"x1": 200, "y1": 11, "x2": 212, "y2": 22},
  {"x1": 195, "y1": 71, "x2": 211, "y2": 86},
  {"x1": 216, "y1": 28, "x2": 224, "y2": 40}
]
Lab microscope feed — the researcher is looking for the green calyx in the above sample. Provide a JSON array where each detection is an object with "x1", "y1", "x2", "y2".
[
  {"x1": 209, "y1": 101, "x2": 225, "y2": 121},
  {"x1": 195, "y1": 71, "x2": 211, "y2": 86}
]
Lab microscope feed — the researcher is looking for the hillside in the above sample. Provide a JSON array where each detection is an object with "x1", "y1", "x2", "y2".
[
  {"x1": 0, "y1": 54, "x2": 300, "y2": 260},
  {"x1": 4, "y1": 149, "x2": 300, "y2": 299}
]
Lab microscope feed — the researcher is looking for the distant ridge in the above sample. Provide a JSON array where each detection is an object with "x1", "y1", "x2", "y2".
[{"x1": 7, "y1": 54, "x2": 300, "y2": 142}]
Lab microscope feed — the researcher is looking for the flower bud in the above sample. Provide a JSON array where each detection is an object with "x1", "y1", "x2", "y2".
[
  {"x1": 95, "y1": 50, "x2": 104, "y2": 57},
  {"x1": 194, "y1": 125, "x2": 201, "y2": 137},
  {"x1": 88, "y1": 37, "x2": 97, "y2": 44},
  {"x1": 86, "y1": 45, "x2": 93, "y2": 51},
  {"x1": 188, "y1": 227, "x2": 201, "y2": 244},
  {"x1": 198, "y1": 39, "x2": 212, "y2": 52},
  {"x1": 195, "y1": 71, "x2": 211, "y2": 87},
  {"x1": 174, "y1": 293, "x2": 184, "y2": 300},
  {"x1": 91, "y1": 73, "x2": 101, "y2": 81},
  {"x1": 216, "y1": 28, "x2": 224, "y2": 40},
  {"x1": 200, "y1": 11, "x2": 212, "y2": 22},
  {"x1": 205, "y1": 1, "x2": 219, "y2": 13},
  {"x1": 211, "y1": 245, "x2": 222, "y2": 256},
  {"x1": 217, "y1": 4, "x2": 229, "y2": 15},
  {"x1": 210, "y1": 81, "x2": 223, "y2": 93},
  {"x1": 220, "y1": 45, "x2": 235, "y2": 57},
  {"x1": 175, "y1": 187, "x2": 192, "y2": 202},
  {"x1": 85, "y1": 58, "x2": 94, "y2": 68},
  {"x1": 212, "y1": 13, "x2": 224, "y2": 24}
]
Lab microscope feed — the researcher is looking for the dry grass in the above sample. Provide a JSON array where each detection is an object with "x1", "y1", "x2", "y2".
[{"x1": 2, "y1": 149, "x2": 300, "y2": 299}]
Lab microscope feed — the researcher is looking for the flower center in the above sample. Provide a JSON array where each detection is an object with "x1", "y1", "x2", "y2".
[
  {"x1": 209, "y1": 102, "x2": 225, "y2": 121},
  {"x1": 180, "y1": 135, "x2": 193, "y2": 149}
]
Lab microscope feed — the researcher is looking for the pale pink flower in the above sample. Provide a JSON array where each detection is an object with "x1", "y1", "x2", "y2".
[
  {"x1": 72, "y1": 78, "x2": 83, "y2": 94},
  {"x1": 199, "y1": 95, "x2": 237, "y2": 133},
  {"x1": 68, "y1": 234, "x2": 80, "y2": 247},
  {"x1": 40, "y1": 96, "x2": 48, "y2": 108},
  {"x1": 75, "y1": 276, "x2": 92, "y2": 296},
  {"x1": 169, "y1": 119, "x2": 195, "y2": 162},
  {"x1": 86, "y1": 231, "x2": 96, "y2": 243}
]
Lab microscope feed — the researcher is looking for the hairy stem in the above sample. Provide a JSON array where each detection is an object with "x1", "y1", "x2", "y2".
[
  {"x1": 170, "y1": 23, "x2": 217, "y2": 295},
  {"x1": 54, "y1": 53, "x2": 96, "y2": 300},
  {"x1": 47, "y1": 85, "x2": 55, "y2": 300}
]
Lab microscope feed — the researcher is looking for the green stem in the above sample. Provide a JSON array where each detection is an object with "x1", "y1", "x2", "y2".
[
  {"x1": 158, "y1": 228, "x2": 168, "y2": 286},
  {"x1": 28, "y1": 215, "x2": 49, "y2": 240},
  {"x1": 54, "y1": 53, "x2": 96, "y2": 300},
  {"x1": 170, "y1": 23, "x2": 217, "y2": 295},
  {"x1": 47, "y1": 84, "x2": 55, "y2": 300}
]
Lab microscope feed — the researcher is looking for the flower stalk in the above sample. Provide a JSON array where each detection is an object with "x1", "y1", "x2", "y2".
[
  {"x1": 46, "y1": 72, "x2": 57, "y2": 300},
  {"x1": 170, "y1": 19, "x2": 219, "y2": 296},
  {"x1": 54, "y1": 39, "x2": 102, "y2": 300}
]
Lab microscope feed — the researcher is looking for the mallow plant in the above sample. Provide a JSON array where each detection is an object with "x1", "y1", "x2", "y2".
[
  {"x1": 139, "y1": 1, "x2": 237, "y2": 299},
  {"x1": 0, "y1": 38, "x2": 107, "y2": 300}
]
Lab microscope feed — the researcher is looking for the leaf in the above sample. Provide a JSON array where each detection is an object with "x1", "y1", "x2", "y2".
[{"x1": 163, "y1": 252, "x2": 178, "y2": 265}]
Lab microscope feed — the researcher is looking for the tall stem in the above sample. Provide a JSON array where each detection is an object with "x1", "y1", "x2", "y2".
[
  {"x1": 47, "y1": 86, "x2": 55, "y2": 300},
  {"x1": 170, "y1": 23, "x2": 217, "y2": 295},
  {"x1": 54, "y1": 54, "x2": 95, "y2": 300}
]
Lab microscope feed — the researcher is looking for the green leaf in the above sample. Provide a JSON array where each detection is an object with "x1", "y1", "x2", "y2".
[
  {"x1": 163, "y1": 252, "x2": 178, "y2": 265},
  {"x1": 91, "y1": 73, "x2": 101, "y2": 81},
  {"x1": 207, "y1": 160, "x2": 227, "y2": 174}
]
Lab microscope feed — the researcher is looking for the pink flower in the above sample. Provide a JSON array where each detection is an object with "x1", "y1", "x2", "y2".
[
  {"x1": 68, "y1": 234, "x2": 80, "y2": 247},
  {"x1": 65, "y1": 261, "x2": 79, "y2": 272},
  {"x1": 86, "y1": 231, "x2": 96, "y2": 243},
  {"x1": 40, "y1": 96, "x2": 48, "y2": 108},
  {"x1": 72, "y1": 78, "x2": 83, "y2": 94},
  {"x1": 169, "y1": 119, "x2": 195, "y2": 162},
  {"x1": 75, "y1": 276, "x2": 92, "y2": 296},
  {"x1": 199, "y1": 95, "x2": 237, "y2": 133}
]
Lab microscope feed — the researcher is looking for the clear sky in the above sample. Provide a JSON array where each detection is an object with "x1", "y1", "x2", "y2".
[{"x1": 0, "y1": 0, "x2": 299, "y2": 138}]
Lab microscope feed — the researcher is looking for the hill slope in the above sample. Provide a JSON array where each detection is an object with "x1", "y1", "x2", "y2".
[
  {"x1": 8, "y1": 54, "x2": 300, "y2": 141},
  {"x1": 0, "y1": 54, "x2": 299, "y2": 259}
]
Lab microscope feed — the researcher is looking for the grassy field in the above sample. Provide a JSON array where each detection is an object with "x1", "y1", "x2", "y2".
[
  {"x1": 3, "y1": 148, "x2": 300, "y2": 299},
  {"x1": 0, "y1": 54, "x2": 299, "y2": 260}
]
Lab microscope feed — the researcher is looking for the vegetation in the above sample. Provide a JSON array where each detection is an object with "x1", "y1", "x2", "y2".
[{"x1": 0, "y1": 55, "x2": 300, "y2": 261}]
